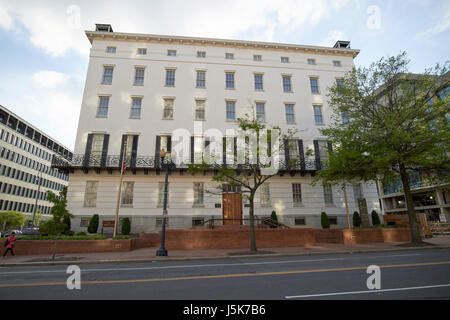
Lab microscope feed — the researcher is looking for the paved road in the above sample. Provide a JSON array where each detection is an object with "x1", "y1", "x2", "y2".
[{"x1": 0, "y1": 248, "x2": 449, "y2": 300}]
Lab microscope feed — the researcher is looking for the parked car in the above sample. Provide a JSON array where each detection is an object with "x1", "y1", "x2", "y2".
[
  {"x1": 21, "y1": 227, "x2": 40, "y2": 236},
  {"x1": 2, "y1": 230, "x2": 23, "y2": 238}
]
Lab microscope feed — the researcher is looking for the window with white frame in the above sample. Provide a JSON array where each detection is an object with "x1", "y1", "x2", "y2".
[
  {"x1": 333, "y1": 60, "x2": 342, "y2": 67},
  {"x1": 130, "y1": 97, "x2": 142, "y2": 119},
  {"x1": 193, "y1": 182, "x2": 204, "y2": 206},
  {"x1": 160, "y1": 135, "x2": 171, "y2": 157},
  {"x1": 317, "y1": 140, "x2": 329, "y2": 161},
  {"x1": 84, "y1": 181, "x2": 98, "y2": 207},
  {"x1": 194, "y1": 136, "x2": 204, "y2": 159},
  {"x1": 282, "y1": 75, "x2": 292, "y2": 92},
  {"x1": 323, "y1": 184, "x2": 333, "y2": 205},
  {"x1": 256, "y1": 102, "x2": 265, "y2": 122},
  {"x1": 165, "y1": 69, "x2": 175, "y2": 86},
  {"x1": 226, "y1": 101, "x2": 236, "y2": 121},
  {"x1": 253, "y1": 54, "x2": 262, "y2": 61},
  {"x1": 102, "y1": 66, "x2": 113, "y2": 84},
  {"x1": 285, "y1": 104, "x2": 295, "y2": 124},
  {"x1": 106, "y1": 46, "x2": 116, "y2": 53},
  {"x1": 288, "y1": 139, "x2": 299, "y2": 159},
  {"x1": 341, "y1": 111, "x2": 349, "y2": 124},
  {"x1": 134, "y1": 68, "x2": 145, "y2": 85},
  {"x1": 196, "y1": 70, "x2": 206, "y2": 88},
  {"x1": 121, "y1": 182, "x2": 134, "y2": 206},
  {"x1": 225, "y1": 72, "x2": 235, "y2": 89},
  {"x1": 313, "y1": 105, "x2": 323, "y2": 124},
  {"x1": 292, "y1": 183, "x2": 302, "y2": 206},
  {"x1": 310, "y1": 77, "x2": 320, "y2": 94},
  {"x1": 97, "y1": 96, "x2": 110, "y2": 117},
  {"x1": 254, "y1": 74, "x2": 263, "y2": 91},
  {"x1": 158, "y1": 182, "x2": 169, "y2": 207},
  {"x1": 281, "y1": 57, "x2": 289, "y2": 63},
  {"x1": 163, "y1": 98, "x2": 174, "y2": 120},
  {"x1": 195, "y1": 100, "x2": 205, "y2": 121},
  {"x1": 307, "y1": 58, "x2": 316, "y2": 65},
  {"x1": 260, "y1": 184, "x2": 270, "y2": 206},
  {"x1": 137, "y1": 48, "x2": 147, "y2": 55},
  {"x1": 167, "y1": 50, "x2": 176, "y2": 56},
  {"x1": 225, "y1": 53, "x2": 234, "y2": 60},
  {"x1": 197, "y1": 51, "x2": 206, "y2": 58}
]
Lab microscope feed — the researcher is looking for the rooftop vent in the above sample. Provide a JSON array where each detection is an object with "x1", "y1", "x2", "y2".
[
  {"x1": 95, "y1": 24, "x2": 113, "y2": 32},
  {"x1": 333, "y1": 40, "x2": 351, "y2": 49}
]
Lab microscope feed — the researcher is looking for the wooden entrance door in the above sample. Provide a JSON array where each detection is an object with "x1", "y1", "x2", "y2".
[{"x1": 222, "y1": 193, "x2": 243, "y2": 225}]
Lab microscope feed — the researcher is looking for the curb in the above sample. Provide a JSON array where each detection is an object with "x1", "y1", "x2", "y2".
[{"x1": 1, "y1": 245, "x2": 449, "y2": 267}]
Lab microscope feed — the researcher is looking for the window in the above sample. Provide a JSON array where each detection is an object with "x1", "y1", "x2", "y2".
[
  {"x1": 130, "y1": 97, "x2": 142, "y2": 119},
  {"x1": 156, "y1": 217, "x2": 169, "y2": 228},
  {"x1": 323, "y1": 184, "x2": 333, "y2": 205},
  {"x1": 84, "y1": 181, "x2": 98, "y2": 207},
  {"x1": 281, "y1": 57, "x2": 289, "y2": 63},
  {"x1": 91, "y1": 134, "x2": 105, "y2": 161},
  {"x1": 158, "y1": 182, "x2": 169, "y2": 207},
  {"x1": 134, "y1": 68, "x2": 145, "y2": 85},
  {"x1": 225, "y1": 53, "x2": 234, "y2": 60},
  {"x1": 288, "y1": 139, "x2": 299, "y2": 159},
  {"x1": 353, "y1": 183, "x2": 364, "y2": 202},
  {"x1": 197, "y1": 51, "x2": 206, "y2": 58},
  {"x1": 310, "y1": 78, "x2": 319, "y2": 94},
  {"x1": 137, "y1": 48, "x2": 147, "y2": 55},
  {"x1": 167, "y1": 50, "x2": 176, "y2": 56},
  {"x1": 253, "y1": 55, "x2": 262, "y2": 61},
  {"x1": 194, "y1": 136, "x2": 204, "y2": 159},
  {"x1": 307, "y1": 58, "x2": 316, "y2": 65},
  {"x1": 192, "y1": 217, "x2": 204, "y2": 227},
  {"x1": 97, "y1": 96, "x2": 110, "y2": 117},
  {"x1": 165, "y1": 69, "x2": 175, "y2": 86},
  {"x1": 254, "y1": 74, "x2": 263, "y2": 91},
  {"x1": 333, "y1": 60, "x2": 342, "y2": 67},
  {"x1": 295, "y1": 217, "x2": 306, "y2": 225},
  {"x1": 106, "y1": 46, "x2": 116, "y2": 53},
  {"x1": 195, "y1": 100, "x2": 205, "y2": 121},
  {"x1": 313, "y1": 105, "x2": 323, "y2": 124},
  {"x1": 329, "y1": 217, "x2": 338, "y2": 225},
  {"x1": 226, "y1": 101, "x2": 236, "y2": 121},
  {"x1": 282, "y1": 75, "x2": 292, "y2": 92},
  {"x1": 163, "y1": 98, "x2": 174, "y2": 120},
  {"x1": 193, "y1": 182, "x2": 204, "y2": 206},
  {"x1": 160, "y1": 135, "x2": 171, "y2": 157},
  {"x1": 292, "y1": 184, "x2": 302, "y2": 206},
  {"x1": 260, "y1": 184, "x2": 270, "y2": 206},
  {"x1": 336, "y1": 79, "x2": 344, "y2": 87},
  {"x1": 226, "y1": 72, "x2": 235, "y2": 89},
  {"x1": 285, "y1": 104, "x2": 295, "y2": 124},
  {"x1": 256, "y1": 102, "x2": 265, "y2": 122},
  {"x1": 102, "y1": 66, "x2": 113, "y2": 84},
  {"x1": 121, "y1": 181, "x2": 134, "y2": 206},
  {"x1": 196, "y1": 70, "x2": 206, "y2": 88},
  {"x1": 80, "y1": 218, "x2": 90, "y2": 227},
  {"x1": 341, "y1": 111, "x2": 349, "y2": 124},
  {"x1": 317, "y1": 140, "x2": 329, "y2": 161}
]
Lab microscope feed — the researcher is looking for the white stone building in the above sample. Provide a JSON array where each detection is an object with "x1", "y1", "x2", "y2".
[{"x1": 54, "y1": 24, "x2": 381, "y2": 233}]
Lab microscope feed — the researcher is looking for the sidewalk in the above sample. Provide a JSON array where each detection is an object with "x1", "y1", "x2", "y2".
[{"x1": 1, "y1": 236, "x2": 450, "y2": 267}]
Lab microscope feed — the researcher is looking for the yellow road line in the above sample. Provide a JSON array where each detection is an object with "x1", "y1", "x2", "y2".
[{"x1": 1, "y1": 260, "x2": 449, "y2": 288}]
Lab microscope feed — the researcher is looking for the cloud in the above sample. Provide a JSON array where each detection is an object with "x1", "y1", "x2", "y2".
[
  {"x1": 32, "y1": 71, "x2": 71, "y2": 88},
  {"x1": 0, "y1": 2, "x2": 13, "y2": 29},
  {"x1": 321, "y1": 30, "x2": 347, "y2": 47},
  {"x1": 415, "y1": 9, "x2": 450, "y2": 39}
]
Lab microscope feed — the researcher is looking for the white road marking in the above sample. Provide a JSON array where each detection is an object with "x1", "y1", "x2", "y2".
[
  {"x1": 285, "y1": 283, "x2": 450, "y2": 299},
  {"x1": 0, "y1": 253, "x2": 423, "y2": 275}
]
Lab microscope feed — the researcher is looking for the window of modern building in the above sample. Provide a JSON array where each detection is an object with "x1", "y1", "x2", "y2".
[
  {"x1": 225, "y1": 53, "x2": 234, "y2": 60},
  {"x1": 196, "y1": 70, "x2": 206, "y2": 88},
  {"x1": 158, "y1": 181, "x2": 169, "y2": 207},
  {"x1": 307, "y1": 58, "x2": 316, "y2": 65},
  {"x1": 197, "y1": 51, "x2": 206, "y2": 58},
  {"x1": 313, "y1": 105, "x2": 323, "y2": 124},
  {"x1": 292, "y1": 183, "x2": 302, "y2": 206},
  {"x1": 282, "y1": 75, "x2": 292, "y2": 92},
  {"x1": 281, "y1": 57, "x2": 289, "y2": 63},
  {"x1": 285, "y1": 104, "x2": 295, "y2": 124},
  {"x1": 323, "y1": 184, "x2": 333, "y2": 205},
  {"x1": 310, "y1": 77, "x2": 320, "y2": 94},
  {"x1": 130, "y1": 97, "x2": 142, "y2": 119},
  {"x1": 260, "y1": 184, "x2": 270, "y2": 206},
  {"x1": 253, "y1": 55, "x2": 262, "y2": 61},
  {"x1": 134, "y1": 68, "x2": 145, "y2": 85},
  {"x1": 165, "y1": 69, "x2": 176, "y2": 86},
  {"x1": 193, "y1": 182, "x2": 204, "y2": 206},
  {"x1": 121, "y1": 181, "x2": 134, "y2": 206},
  {"x1": 226, "y1": 101, "x2": 236, "y2": 121},
  {"x1": 225, "y1": 72, "x2": 235, "y2": 89},
  {"x1": 97, "y1": 96, "x2": 110, "y2": 117},
  {"x1": 84, "y1": 181, "x2": 98, "y2": 207},
  {"x1": 102, "y1": 66, "x2": 113, "y2": 84},
  {"x1": 106, "y1": 46, "x2": 116, "y2": 53},
  {"x1": 137, "y1": 48, "x2": 147, "y2": 55},
  {"x1": 167, "y1": 50, "x2": 177, "y2": 56},
  {"x1": 256, "y1": 102, "x2": 265, "y2": 122},
  {"x1": 163, "y1": 98, "x2": 174, "y2": 120},
  {"x1": 254, "y1": 74, "x2": 264, "y2": 91},
  {"x1": 195, "y1": 100, "x2": 205, "y2": 121}
]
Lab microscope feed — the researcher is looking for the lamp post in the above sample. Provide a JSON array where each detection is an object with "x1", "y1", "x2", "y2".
[
  {"x1": 32, "y1": 172, "x2": 42, "y2": 227},
  {"x1": 156, "y1": 150, "x2": 173, "y2": 256}
]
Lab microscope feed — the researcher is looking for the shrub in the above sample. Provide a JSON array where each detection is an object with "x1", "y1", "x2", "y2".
[
  {"x1": 353, "y1": 211, "x2": 361, "y2": 228},
  {"x1": 270, "y1": 211, "x2": 278, "y2": 228},
  {"x1": 87, "y1": 214, "x2": 99, "y2": 234},
  {"x1": 321, "y1": 212, "x2": 330, "y2": 229},
  {"x1": 121, "y1": 218, "x2": 131, "y2": 235},
  {"x1": 371, "y1": 210, "x2": 381, "y2": 225},
  {"x1": 62, "y1": 215, "x2": 71, "y2": 234}
]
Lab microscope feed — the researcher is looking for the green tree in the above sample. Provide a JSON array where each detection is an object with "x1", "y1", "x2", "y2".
[
  {"x1": 0, "y1": 211, "x2": 26, "y2": 232},
  {"x1": 270, "y1": 210, "x2": 278, "y2": 228},
  {"x1": 121, "y1": 218, "x2": 131, "y2": 235},
  {"x1": 189, "y1": 111, "x2": 295, "y2": 252},
  {"x1": 353, "y1": 211, "x2": 361, "y2": 228},
  {"x1": 318, "y1": 52, "x2": 449, "y2": 244},
  {"x1": 321, "y1": 212, "x2": 330, "y2": 229},
  {"x1": 88, "y1": 214, "x2": 99, "y2": 234},
  {"x1": 371, "y1": 210, "x2": 381, "y2": 226}
]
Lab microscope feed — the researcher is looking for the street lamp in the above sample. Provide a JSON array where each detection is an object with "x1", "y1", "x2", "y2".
[
  {"x1": 32, "y1": 172, "x2": 42, "y2": 227},
  {"x1": 156, "y1": 149, "x2": 174, "y2": 257}
]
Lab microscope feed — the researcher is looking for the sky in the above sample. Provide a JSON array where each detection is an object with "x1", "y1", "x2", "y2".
[{"x1": 0, "y1": 0, "x2": 449, "y2": 150}]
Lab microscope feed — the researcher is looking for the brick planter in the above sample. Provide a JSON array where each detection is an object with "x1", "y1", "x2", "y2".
[{"x1": 315, "y1": 228, "x2": 411, "y2": 244}]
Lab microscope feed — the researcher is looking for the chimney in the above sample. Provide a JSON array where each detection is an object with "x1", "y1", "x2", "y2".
[
  {"x1": 333, "y1": 40, "x2": 351, "y2": 49},
  {"x1": 95, "y1": 24, "x2": 113, "y2": 32}
]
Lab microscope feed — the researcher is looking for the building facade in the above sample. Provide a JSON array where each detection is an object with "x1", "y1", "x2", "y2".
[
  {"x1": 54, "y1": 24, "x2": 381, "y2": 233},
  {"x1": 0, "y1": 105, "x2": 71, "y2": 222}
]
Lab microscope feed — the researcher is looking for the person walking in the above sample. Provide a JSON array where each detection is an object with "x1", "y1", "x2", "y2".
[{"x1": 3, "y1": 232, "x2": 16, "y2": 256}]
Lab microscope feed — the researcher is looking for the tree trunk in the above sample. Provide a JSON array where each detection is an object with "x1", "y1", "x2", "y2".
[
  {"x1": 249, "y1": 193, "x2": 257, "y2": 252},
  {"x1": 399, "y1": 164, "x2": 423, "y2": 244}
]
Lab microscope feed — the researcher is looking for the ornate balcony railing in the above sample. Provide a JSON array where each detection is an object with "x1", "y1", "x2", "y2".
[{"x1": 51, "y1": 154, "x2": 321, "y2": 172}]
